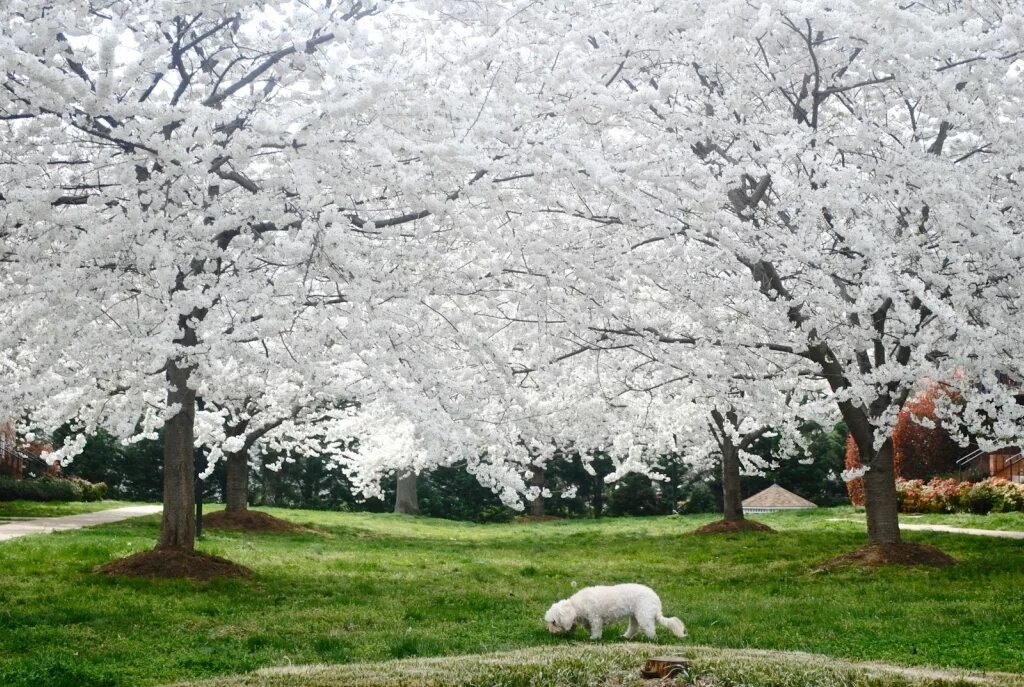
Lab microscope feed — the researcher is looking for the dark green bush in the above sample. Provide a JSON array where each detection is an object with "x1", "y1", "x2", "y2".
[
  {"x1": 0, "y1": 475, "x2": 107, "y2": 502},
  {"x1": 52, "y1": 427, "x2": 163, "y2": 501},
  {"x1": 677, "y1": 481, "x2": 718, "y2": 514},
  {"x1": 417, "y1": 467, "x2": 514, "y2": 522},
  {"x1": 607, "y1": 474, "x2": 672, "y2": 516},
  {"x1": 966, "y1": 482, "x2": 997, "y2": 514}
]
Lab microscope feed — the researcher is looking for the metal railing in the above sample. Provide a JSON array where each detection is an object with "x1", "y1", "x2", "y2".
[
  {"x1": 999, "y1": 451, "x2": 1023, "y2": 483},
  {"x1": 958, "y1": 447, "x2": 1024, "y2": 483},
  {"x1": 0, "y1": 446, "x2": 50, "y2": 479},
  {"x1": 17, "y1": 449, "x2": 49, "y2": 474},
  {"x1": 955, "y1": 447, "x2": 985, "y2": 467}
]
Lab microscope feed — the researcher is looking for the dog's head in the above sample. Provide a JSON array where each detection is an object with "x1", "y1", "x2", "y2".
[{"x1": 543, "y1": 600, "x2": 576, "y2": 634}]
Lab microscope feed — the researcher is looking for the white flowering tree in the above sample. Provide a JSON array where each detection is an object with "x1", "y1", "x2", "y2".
[
  {"x1": 3, "y1": 0, "x2": 1021, "y2": 567},
  {"x1": 191, "y1": 353, "x2": 366, "y2": 516},
  {"x1": 464, "y1": 0, "x2": 1024, "y2": 551},
  {"x1": 0, "y1": 0, "x2": 501, "y2": 555}
]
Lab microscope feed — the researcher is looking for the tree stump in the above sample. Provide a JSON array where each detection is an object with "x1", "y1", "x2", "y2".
[{"x1": 640, "y1": 656, "x2": 692, "y2": 679}]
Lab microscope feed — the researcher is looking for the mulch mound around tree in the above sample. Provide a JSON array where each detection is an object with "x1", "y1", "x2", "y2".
[
  {"x1": 203, "y1": 509, "x2": 311, "y2": 533},
  {"x1": 693, "y1": 518, "x2": 775, "y2": 535},
  {"x1": 95, "y1": 548, "x2": 253, "y2": 580},
  {"x1": 815, "y1": 543, "x2": 957, "y2": 572}
]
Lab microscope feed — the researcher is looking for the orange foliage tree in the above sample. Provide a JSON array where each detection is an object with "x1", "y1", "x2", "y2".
[{"x1": 845, "y1": 385, "x2": 962, "y2": 505}]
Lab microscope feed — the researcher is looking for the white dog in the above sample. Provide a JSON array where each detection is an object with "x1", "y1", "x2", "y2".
[{"x1": 544, "y1": 583, "x2": 687, "y2": 640}]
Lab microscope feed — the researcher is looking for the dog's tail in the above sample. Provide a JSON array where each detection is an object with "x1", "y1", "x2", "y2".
[{"x1": 658, "y1": 615, "x2": 687, "y2": 638}]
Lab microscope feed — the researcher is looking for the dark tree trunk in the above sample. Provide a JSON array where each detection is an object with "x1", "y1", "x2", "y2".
[
  {"x1": 840, "y1": 403, "x2": 902, "y2": 545},
  {"x1": 225, "y1": 452, "x2": 249, "y2": 513},
  {"x1": 158, "y1": 361, "x2": 196, "y2": 551},
  {"x1": 859, "y1": 438, "x2": 902, "y2": 544},
  {"x1": 711, "y1": 408, "x2": 745, "y2": 522},
  {"x1": 394, "y1": 471, "x2": 419, "y2": 514},
  {"x1": 720, "y1": 438, "x2": 744, "y2": 522},
  {"x1": 220, "y1": 412, "x2": 285, "y2": 514},
  {"x1": 530, "y1": 466, "x2": 546, "y2": 517},
  {"x1": 593, "y1": 474, "x2": 604, "y2": 519}
]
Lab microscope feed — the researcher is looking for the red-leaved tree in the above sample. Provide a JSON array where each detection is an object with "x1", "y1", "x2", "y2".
[{"x1": 846, "y1": 385, "x2": 961, "y2": 505}]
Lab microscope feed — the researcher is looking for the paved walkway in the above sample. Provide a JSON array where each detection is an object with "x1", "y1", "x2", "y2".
[
  {"x1": 0, "y1": 505, "x2": 162, "y2": 542},
  {"x1": 829, "y1": 518, "x2": 1024, "y2": 540}
]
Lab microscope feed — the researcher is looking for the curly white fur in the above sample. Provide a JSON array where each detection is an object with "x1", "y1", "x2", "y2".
[{"x1": 543, "y1": 583, "x2": 687, "y2": 640}]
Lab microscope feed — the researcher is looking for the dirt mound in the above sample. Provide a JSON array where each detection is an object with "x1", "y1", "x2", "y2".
[
  {"x1": 815, "y1": 542, "x2": 957, "y2": 571},
  {"x1": 95, "y1": 548, "x2": 253, "y2": 580},
  {"x1": 693, "y1": 518, "x2": 775, "y2": 535},
  {"x1": 203, "y1": 509, "x2": 310, "y2": 533}
]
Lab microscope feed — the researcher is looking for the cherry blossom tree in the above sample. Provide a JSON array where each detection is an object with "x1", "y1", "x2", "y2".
[
  {"x1": 192, "y1": 359, "x2": 363, "y2": 516},
  {"x1": 438, "y1": 0, "x2": 1024, "y2": 550},
  {"x1": 3, "y1": 0, "x2": 1021, "y2": 567},
  {"x1": 0, "y1": 0, "x2": 496, "y2": 555}
]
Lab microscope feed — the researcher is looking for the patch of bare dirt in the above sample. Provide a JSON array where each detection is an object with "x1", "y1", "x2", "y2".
[
  {"x1": 814, "y1": 542, "x2": 957, "y2": 571},
  {"x1": 203, "y1": 509, "x2": 311, "y2": 533},
  {"x1": 513, "y1": 515, "x2": 562, "y2": 523},
  {"x1": 693, "y1": 518, "x2": 775, "y2": 535},
  {"x1": 95, "y1": 548, "x2": 253, "y2": 580}
]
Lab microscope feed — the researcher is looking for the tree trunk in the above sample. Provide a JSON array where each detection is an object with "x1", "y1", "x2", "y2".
[
  {"x1": 394, "y1": 471, "x2": 419, "y2": 514},
  {"x1": 859, "y1": 438, "x2": 902, "y2": 544},
  {"x1": 841, "y1": 403, "x2": 901, "y2": 545},
  {"x1": 721, "y1": 438, "x2": 744, "y2": 522},
  {"x1": 225, "y1": 451, "x2": 249, "y2": 513},
  {"x1": 711, "y1": 408, "x2": 745, "y2": 522},
  {"x1": 158, "y1": 361, "x2": 196, "y2": 551},
  {"x1": 593, "y1": 474, "x2": 604, "y2": 519},
  {"x1": 530, "y1": 466, "x2": 545, "y2": 517}
]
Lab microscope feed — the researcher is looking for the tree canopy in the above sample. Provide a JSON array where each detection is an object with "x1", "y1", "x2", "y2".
[{"x1": 2, "y1": 0, "x2": 1021, "y2": 550}]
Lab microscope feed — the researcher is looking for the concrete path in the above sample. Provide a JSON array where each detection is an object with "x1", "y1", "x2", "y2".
[
  {"x1": 0, "y1": 505, "x2": 162, "y2": 542},
  {"x1": 829, "y1": 518, "x2": 1024, "y2": 540}
]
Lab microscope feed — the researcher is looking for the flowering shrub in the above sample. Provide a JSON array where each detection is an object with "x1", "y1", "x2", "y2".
[{"x1": 896, "y1": 477, "x2": 1024, "y2": 514}]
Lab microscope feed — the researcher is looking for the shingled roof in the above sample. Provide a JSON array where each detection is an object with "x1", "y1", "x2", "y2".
[{"x1": 742, "y1": 484, "x2": 817, "y2": 510}]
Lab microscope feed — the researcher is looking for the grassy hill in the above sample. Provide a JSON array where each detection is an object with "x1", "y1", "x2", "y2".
[
  {"x1": 0, "y1": 506, "x2": 1021, "y2": 687},
  {"x1": 168, "y1": 644, "x2": 1024, "y2": 687}
]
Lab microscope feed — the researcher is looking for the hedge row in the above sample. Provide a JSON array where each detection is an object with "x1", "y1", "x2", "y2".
[
  {"x1": 896, "y1": 477, "x2": 1024, "y2": 514},
  {"x1": 0, "y1": 476, "x2": 108, "y2": 502}
]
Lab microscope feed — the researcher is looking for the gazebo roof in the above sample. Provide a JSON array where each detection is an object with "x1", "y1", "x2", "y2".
[{"x1": 742, "y1": 484, "x2": 817, "y2": 509}]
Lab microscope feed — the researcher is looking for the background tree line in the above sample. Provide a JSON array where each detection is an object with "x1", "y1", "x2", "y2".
[{"x1": 52, "y1": 423, "x2": 848, "y2": 522}]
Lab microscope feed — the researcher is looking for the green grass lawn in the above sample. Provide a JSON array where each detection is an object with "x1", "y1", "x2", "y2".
[
  {"x1": 880, "y1": 511, "x2": 1024, "y2": 531},
  {"x1": 0, "y1": 506, "x2": 1022, "y2": 687},
  {"x1": 0, "y1": 499, "x2": 143, "y2": 519},
  {"x1": 775, "y1": 505, "x2": 1024, "y2": 532}
]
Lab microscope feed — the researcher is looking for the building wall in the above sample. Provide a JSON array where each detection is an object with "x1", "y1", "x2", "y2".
[
  {"x1": 989, "y1": 449, "x2": 1023, "y2": 483},
  {"x1": 744, "y1": 506, "x2": 816, "y2": 514},
  {"x1": 0, "y1": 420, "x2": 24, "y2": 479}
]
